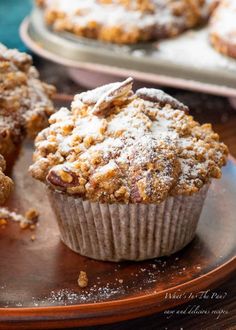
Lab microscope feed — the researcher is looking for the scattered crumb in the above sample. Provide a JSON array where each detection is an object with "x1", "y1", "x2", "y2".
[
  {"x1": 0, "y1": 208, "x2": 25, "y2": 223},
  {"x1": 30, "y1": 224, "x2": 36, "y2": 231},
  {"x1": 25, "y1": 208, "x2": 39, "y2": 223},
  {"x1": 78, "y1": 271, "x2": 88, "y2": 288},
  {"x1": 1, "y1": 253, "x2": 207, "y2": 307},
  {"x1": 0, "y1": 219, "x2": 8, "y2": 226},
  {"x1": 0, "y1": 207, "x2": 39, "y2": 231},
  {"x1": 20, "y1": 221, "x2": 30, "y2": 229},
  {"x1": 31, "y1": 235, "x2": 36, "y2": 241}
]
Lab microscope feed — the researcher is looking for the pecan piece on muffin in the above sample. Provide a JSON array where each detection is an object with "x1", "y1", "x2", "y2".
[{"x1": 30, "y1": 78, "x2": 228, "y2": 261}]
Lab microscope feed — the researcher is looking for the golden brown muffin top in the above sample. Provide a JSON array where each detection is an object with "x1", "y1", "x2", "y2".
[
  {"x1": 0, "y1": 43, "x2": 56, "y2": 142},
  {"x1": 30, "y1": 78, "x2": 228, "y2": 204},
  {"x1": 37, "y1": 0, "x2": 211, "y2": 44}
]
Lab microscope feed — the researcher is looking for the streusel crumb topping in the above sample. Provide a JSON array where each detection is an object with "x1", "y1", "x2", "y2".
[
  {"x1": 0, "y1": 43, "x2": 56, "y2": 146},
  {"x1": 37, "y1": 0, "x2": 211, "y2": 44},
  {"x1": 30, "y1": 77, "x2": 228, "y2": 203}
]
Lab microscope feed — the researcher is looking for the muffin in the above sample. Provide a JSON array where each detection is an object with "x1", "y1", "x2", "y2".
[
  {"x1": 209, "y1": 0, "x2": 221, "y2": 12},
  {"x1": 37, "y1": 0, "x2": 211, "y2": 44},
  {"x1": 30, "y1": 78, "x2": 228, "y2": 261},
  {"x1": 210, "y1": 0, "x2": 236, "y2": 59},
  {"x1": 0, "y1": 155, "x2": 13, "y2": 205},
  {"x1": 0, "y1": 43, "x2": 56, "y2": 166}
]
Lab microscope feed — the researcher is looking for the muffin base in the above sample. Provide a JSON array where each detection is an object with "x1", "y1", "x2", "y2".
[{"x1": 47, "y1": 184, "x2": 209, "y2": 262}]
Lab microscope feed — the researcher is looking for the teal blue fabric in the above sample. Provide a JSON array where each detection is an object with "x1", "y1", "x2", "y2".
[{"x1": 0, "y1": 0, "x2": 32, "y2": 51}]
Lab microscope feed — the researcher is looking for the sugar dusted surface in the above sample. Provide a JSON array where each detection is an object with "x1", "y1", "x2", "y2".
[
  {"x1": 0, "y1": 43, "x2": 56, "y2": 149},
  {"x1": 211, "y1": 0, "x2": 236, "y2": 41},
  {"x1": 210, "y1": 0, "x2": 236, "y2": 57},
  {"x1": 30, "y1": 78, "x2": 228, "y2": 203},
  {"x1": 39, "y1": 0, "x2": 212, "y2": 44},
  {"x1": 1, "y1": 255, "x2": 193, "y2": 307}
]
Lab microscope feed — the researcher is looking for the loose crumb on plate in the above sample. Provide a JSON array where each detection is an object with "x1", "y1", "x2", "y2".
[
  {"x1": 78, "y1": 271, "x2": 88, "y2": 288},
  {"x1": 0, "y1": 219, "x2": 8, "y2": 227},
  {"x1": 30, "y1": 224, "x2": 36, "y2": 231},
  {"x1": 25, "y1": 208, "x2": 39, "y2": 222},
  {"x1": 19, "y1": 221, "x2": 30, "y2": 229},
  {"x1": 0, "y1": 207, "x2": 39, "y2": 230}
]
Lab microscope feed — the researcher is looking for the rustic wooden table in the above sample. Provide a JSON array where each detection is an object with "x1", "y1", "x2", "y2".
[{"x1": 37, "y1": 58, "x2": 236, "y2": 330}]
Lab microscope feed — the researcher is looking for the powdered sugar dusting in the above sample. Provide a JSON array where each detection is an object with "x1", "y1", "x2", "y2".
[
  {"x1": 40, "y1": 0, "x2": 212, "y2": 45},
  {"x1": 73, "y1": 81, "x2": 127, "y2": 106},
  {"x1": 30, "y1": 79, "x2": 228, "y2": 203},
  {"x1": 210, "y1": 0, "x2": 236, "y2": 42},
  {"x1": 0, "y1": 208, "x2": 27, "y2": 223},
  {"x1": 1, "y1": 254, "x2": 205, "y2": 307}
]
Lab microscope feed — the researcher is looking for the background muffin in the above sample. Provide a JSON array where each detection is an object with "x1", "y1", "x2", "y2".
[
  {"x1": 30, "y1": 78, "x2": 228, "y2": 261},
  {"x1": 37, "y1": 0, "x2": 212, "y2": 44},
  {"x1": 0, "y1": 43, "x2": 56, "y2": 165},
  {"x1": 210, "y1": 0, "x2": 236, "y2": 59}
]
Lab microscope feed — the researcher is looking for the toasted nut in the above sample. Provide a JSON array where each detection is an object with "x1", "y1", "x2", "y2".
[
  {"x1": 59, "y1": 170, "x2": 73, "y2": 183},
  {"x1": 136, "y1": 88, "x2": 189, "y2": 113},
  {"x1": 92, "y1": 77, "x2": 133, "y2": 116}
]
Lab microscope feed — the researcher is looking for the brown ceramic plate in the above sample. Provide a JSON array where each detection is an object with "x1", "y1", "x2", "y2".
[{"x1": 0, "y1": 99, "x2": 236, "y2": 329}]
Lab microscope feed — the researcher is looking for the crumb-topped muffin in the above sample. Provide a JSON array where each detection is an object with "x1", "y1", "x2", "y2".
[
  {"x1": 31, "y1": 78, "x2": 227, "y2": 201},
  {"x1": 0, "y1": 155, "x2": 13, "y2": 205},
  {"x1": 30, "y1": 78, "x2": 228, "y2": 261},
  {"x1": 210, "y1": 0, "x2": 236, "y2": 59},
  {"x1": 0, "y1": 44, "x2": 56, "y2": 163},
  {"x1": 37, "y1": 0, "x2": 211, "y2": 44}
]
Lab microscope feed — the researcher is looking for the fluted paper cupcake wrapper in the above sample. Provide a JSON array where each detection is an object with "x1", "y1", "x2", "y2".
[{"x1": 47, "y1": 184, "x2": 209, "y2": 261}]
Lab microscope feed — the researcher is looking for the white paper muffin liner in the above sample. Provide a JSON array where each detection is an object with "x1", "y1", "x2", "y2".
[{"x1": 47, "y1": 184, "x2": 209, "y2": 261}]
